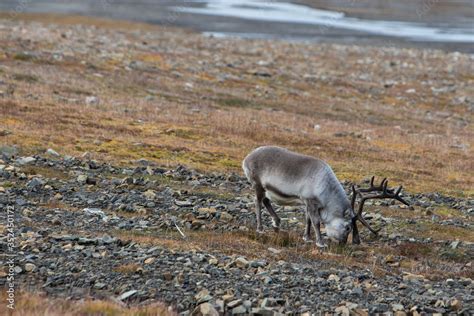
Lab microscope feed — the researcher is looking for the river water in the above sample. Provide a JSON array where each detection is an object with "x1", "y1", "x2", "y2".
[
  {"x1": 1, "y1": 0, "x2": 473, "y2": 52},
  {"x1": 178, "y1": 0, "x2": 474, "y2": 43}
]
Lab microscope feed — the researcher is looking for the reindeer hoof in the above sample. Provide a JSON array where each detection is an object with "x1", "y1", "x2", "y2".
[
  {"x1": 272, "y1": 219, "x2": 280, "y2": 229},
  {"x1": 302, "y1": 236, "x2": 312, "y2": 243},
  {"x1": 256, "y1": 228, "x2": 264, "y2": 234},
  {"x1": 316, "y1": 241, "x2": 327, "y2": 248}
]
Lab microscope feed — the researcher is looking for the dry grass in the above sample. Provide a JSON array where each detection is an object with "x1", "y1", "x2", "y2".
[
  {"x1": 0, "y1": 13, "x2": 472, "y2": 196},
  {"x1": 0, "y1": 291, "x2": 173, "y2": 316},
  {"x1": 21, "y1": 165, "x2": 70, "y2": 180},
  {"x1": 114, "y1": 263, "x2": 142, "y2": 274},
  {"x1": 111, "y1": 227, "x2": 472, "y2": 280}
]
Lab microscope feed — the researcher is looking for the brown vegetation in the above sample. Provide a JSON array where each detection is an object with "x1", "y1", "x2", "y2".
[
  {"x1": 0, "y1": 291, "x2": 173, "y2": 316},
  {"x1": 0, "y1": 13, "x2": 472, "y2": 196}
]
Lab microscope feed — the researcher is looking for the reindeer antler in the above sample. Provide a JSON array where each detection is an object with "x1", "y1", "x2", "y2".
[{"x1": 352, "y1": 176, "x2": 410, "y2": 235}]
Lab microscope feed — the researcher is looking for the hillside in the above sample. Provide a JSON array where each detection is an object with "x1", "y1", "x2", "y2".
[{"x1": 0, "y1": 13, "x2": 473, "y2": 315}]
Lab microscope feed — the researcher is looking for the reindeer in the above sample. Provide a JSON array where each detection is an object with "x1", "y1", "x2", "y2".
[{"x1": 242, "y1": 146, "x2": 409, "y2": 247}]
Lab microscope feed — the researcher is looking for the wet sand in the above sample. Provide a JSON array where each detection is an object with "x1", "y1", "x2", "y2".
[{"x1": 296, "y1": 0, "x2": 474, "y2": 24}]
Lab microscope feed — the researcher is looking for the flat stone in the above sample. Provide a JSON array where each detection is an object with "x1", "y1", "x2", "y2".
[
  {"x1": 195, "y1": 289, "x2": 212, "y2": 304},
  {"x1": 402, "y1": 272, "x2": 425, "y2": 282},
  {"x1": 352, "y1": 309, "x2": 369, "y2": 316},
  {"x1": 450, "y1": 240, "x2": 460, "y2": 249},
  {"x1": 175, "y1": 200, "x2": 194, "y2": 207},
  {"x1": 328, "y1": 274, "x2": 340, "y2": 282},
  {"x1": 261, "y1": 298, "x2": 285, "y2": 308},
  {"x1": 392, "y1": 304, "x2": 404, "y2": 311},
  {"x1": 143, "y1": 190, "x2": 156, "y2": 199},
  {"x1": 77, "y1": 174, "x2": 88, "y2": 184},
  {"x1": 268, "y1": 247, "x2": 282, "y2": 254},
  {"x1": 118, "y1": 289, "x2": 137, "y2": 301},
  {"x1": 251, "y1": 308, "x2": 274, "y2": 316},
  {"x1": 16, "y1": 156, "x2": 36, "y2": 165},
  {"x1": 222, "y1": 294, "x2": 234, "y2": 303},
  {"x1": 46, "y1": 148, "x2": 60, "y2": 157},
  {"x1": 227, "y1": 299, "x2": 242, "y2": 309},
  {"x1": 144, "y1": 257, "x2": 155, "y2": 264},
  {"x1": 27, "y1": 178, "x2": 45, "y2": 189},
  {"x1": 198, "y1": 207, "x2": 217, "y2": 214},
  {"x1": 335, "y1": 305, "x2": 350, "y2": 316},
  {"x1": 231, "y1": 305, "x2": 247, "y2": 314},
  {"x1": 219, "y1": 211, "x2": 233, "y2": 222}
]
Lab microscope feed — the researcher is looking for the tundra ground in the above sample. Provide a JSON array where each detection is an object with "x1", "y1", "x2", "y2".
[{"x1": 0, "y1": 13, "x2": 473, "y2": 315}]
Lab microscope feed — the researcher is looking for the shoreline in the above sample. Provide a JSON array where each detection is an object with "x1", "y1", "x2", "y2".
[
  {"x1": 295, "y1": 0, "x2": 474, "y2": 24},
  {"x1": 0, "y1": 1, "x2": 473, "y2": 53}
]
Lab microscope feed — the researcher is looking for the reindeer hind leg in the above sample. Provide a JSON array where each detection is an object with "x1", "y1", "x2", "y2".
[
  {"x1": 262, "y1": 197, "x2": 281, "y2": 231},
  {"x1": 303, "y1": 211, "x2": 312, "y2": 242},
  {"x1": 254, "y1": 184, "x2": 265, "y2": 233}
]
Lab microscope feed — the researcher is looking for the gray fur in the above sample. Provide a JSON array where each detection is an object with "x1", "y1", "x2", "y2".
[{"x1": 243, "y1": 146, "x2": 353, "y2": 247}]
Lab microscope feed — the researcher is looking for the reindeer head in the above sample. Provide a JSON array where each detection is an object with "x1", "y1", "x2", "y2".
[
  {"x1": 325, "y1": 216, "x2": 353, "y2": 244},
  {"x1": 349, "y1": 176, "x2": 410, "y2": 244}
]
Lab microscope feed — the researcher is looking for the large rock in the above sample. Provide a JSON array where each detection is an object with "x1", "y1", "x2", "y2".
[
  {"x1": 231, "y1": 305, "x2": 247, "y2": 315},
  {"x1": 234, "y1": 257, "x2": 249, "y2": 268},
  {"x1": 143, "y1": 190, "x2": 156, "y2": 200},
  {"x1": 77, "y1": 174, "x2": 88, "y2": 184},
  {"x1": 192, "y1": 303, "x2": 219, "y2": 316},
  {"x1": 27, "y1": 177, "x2": 45, "y2": 190},
  {"x1": 195, "y1": 289, "x2": 212, "y2": 304},
  {"x1": 449, "y1": 299, "x2": 462, "y2": 311},
  {"x1": 402, "y1": 272, "x2": 425, "y2": 282},
  {"x1": 219, "y1": 211, "x2": 233, "y2": 222},
  {"x1": 335, "y1": 305, "x2": 350, "y2": 316},
  {"x1": 328, "y1": 274, "x2": 340, "y2": 282},
  {"x1": 24, "y1": 263, "x2": 36, "y2": 272}
]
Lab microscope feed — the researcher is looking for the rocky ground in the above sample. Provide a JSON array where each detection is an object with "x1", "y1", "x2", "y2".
[{"x1": 0, "y1": 149, "x2": 472, "y2": 315}]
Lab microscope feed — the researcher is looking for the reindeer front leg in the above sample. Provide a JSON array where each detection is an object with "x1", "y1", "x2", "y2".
[
  {"x1": 303, "y1": 211, "x2": 312, "y2": 242},
  {"x1": 305, "y1": 200, "x2": 326, "y2": 248}
]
